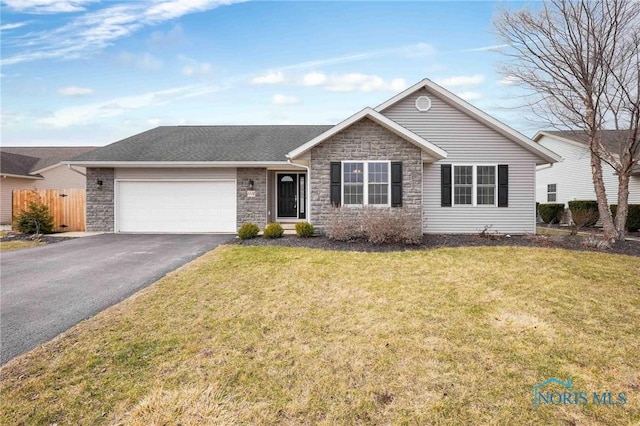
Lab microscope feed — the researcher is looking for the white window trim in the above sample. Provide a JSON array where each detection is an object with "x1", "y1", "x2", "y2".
[
  {"x1": 341, "y1": 160, "x2": 391, "y2": 207},
  {"x1": 452, "y1": 164, "x2": 498, "y2": 207},
  {"x1": 547, "y1": 184, "x2": 557, "y2": 202}
]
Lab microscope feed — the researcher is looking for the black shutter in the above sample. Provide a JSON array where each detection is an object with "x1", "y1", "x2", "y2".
[
  {"x1": 330, "y1": 162, "x2": 341, "y2": 206},
  {"x1": 391, "y1": 161, "x2": 403, "y2": 207},
  {"x1": 441, "y1": 164, "x2": 452, "y2": 207},
  {"x1": 498, "y1": 164, "x2": 508, "y2": 207}
]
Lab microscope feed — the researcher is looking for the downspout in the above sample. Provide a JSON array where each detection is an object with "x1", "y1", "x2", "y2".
[{"x1": 287, "y1": 157, "x2": 310, "y2": 224}]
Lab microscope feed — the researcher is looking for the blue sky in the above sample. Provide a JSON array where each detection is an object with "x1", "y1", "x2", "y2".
[{"x1": 1, "y1": 0, "x2": 537, "y2": 147}]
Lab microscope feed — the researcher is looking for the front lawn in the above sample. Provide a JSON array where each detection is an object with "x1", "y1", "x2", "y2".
[
  {"x1": 1, "y1": 246, "x2": 638, "y2": 425},
  {"x1": 0, "y1": 240, "x2": 44, "y2": 252}
]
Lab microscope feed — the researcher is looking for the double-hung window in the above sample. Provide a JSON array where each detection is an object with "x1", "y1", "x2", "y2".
[
  {"x1": 476, "y1": 166, "x2": 496, "y2": 205},
  {"x1": 343, "y1": 161, "x2": 390, "y2": 206},
  {"x1": 547, "y1": 184, "x2": 557, "y2": 202},
  {"x1": 452, "y1": 165, "x2": 497, "y2": 206},
  {"x1": 454, "y1": 165, "x2": 473, "y2": 205}
]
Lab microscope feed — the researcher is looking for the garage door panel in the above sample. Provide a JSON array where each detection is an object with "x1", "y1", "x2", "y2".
[{"x1": 117, "y1": 181, "x2": 236, "y2": 233}]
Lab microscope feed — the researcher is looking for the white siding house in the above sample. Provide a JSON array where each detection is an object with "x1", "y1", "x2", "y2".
[{"x1": 534, "y1": 132, "x2": 640, "y2": 206}]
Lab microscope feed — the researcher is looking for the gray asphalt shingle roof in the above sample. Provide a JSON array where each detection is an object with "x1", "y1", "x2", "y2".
[
  {"x1": 72, "y1": 125, "x2": 334, "y2": 162},
  {"x1": 542, "y1": 130, "x2": 638, "y2": 154},
  {"x1": 0, "y1": 152, "x2": 40, "y2": 177},
  {"x1": 1, "y1": 146, "x2": 97, "y2": 176}
]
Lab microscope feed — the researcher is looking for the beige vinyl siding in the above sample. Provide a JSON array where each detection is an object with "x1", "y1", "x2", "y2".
[
  {"x1": 536, "y1": 136, "x2": 640, "y2": 205},
  {"x1": 115, "y1": 168, "x2": 236, "y2": 180},
  {"x1": 382, "y1": 87, "x2": 540, "y2": 233},
  {"x1": 34, "y1": 165, "x2": 87, "y2": 189},
  {"x1": 0, "y1": 177, "x2": 39, "y2": 224}
]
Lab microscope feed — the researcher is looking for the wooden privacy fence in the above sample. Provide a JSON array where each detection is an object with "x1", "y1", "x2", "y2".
[{"x1": 12, "y1": 189, "x2": 86, "y2": 232}]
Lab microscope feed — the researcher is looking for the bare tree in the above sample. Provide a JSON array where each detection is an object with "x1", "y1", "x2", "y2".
[{"x1": 495, "y1": 0, "x2": 640, "y2": 241}]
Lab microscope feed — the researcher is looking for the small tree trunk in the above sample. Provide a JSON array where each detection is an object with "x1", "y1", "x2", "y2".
[
  {"x1": 591, "y1": 151, "x2": 616, "y2": 241},
  {"x1": 615, "y1": 171, "x2": 630, "y2": 240}
]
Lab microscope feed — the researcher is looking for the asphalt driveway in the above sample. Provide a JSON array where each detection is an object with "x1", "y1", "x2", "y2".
[{"x1": 1, "y1": 233, "x2": 231, "y2": 365}]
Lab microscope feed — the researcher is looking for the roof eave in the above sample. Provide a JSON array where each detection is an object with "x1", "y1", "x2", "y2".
[
  {"x1": 64, "y1": 161, "x2": 295, "y2": 168},
  {"x1": 1, "y1": 173, "x2": 43, "y2": 180},
  {"x1": 30, "y1": 162, "x2": 70, "y2": 175}
]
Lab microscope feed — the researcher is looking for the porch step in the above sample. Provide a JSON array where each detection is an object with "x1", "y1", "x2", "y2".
[{"x1": 279, "y1": 223, "x2": 297, "y2": 230}]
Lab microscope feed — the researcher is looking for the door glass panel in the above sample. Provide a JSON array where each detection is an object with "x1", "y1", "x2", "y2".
[{"x1": 299, "y1": 175, "x2": 305, "y2": 215}]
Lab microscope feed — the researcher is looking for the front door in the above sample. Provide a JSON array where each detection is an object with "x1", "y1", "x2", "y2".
[{"x1": 278, "y1": 174, "x2": 297, "y2": 218}]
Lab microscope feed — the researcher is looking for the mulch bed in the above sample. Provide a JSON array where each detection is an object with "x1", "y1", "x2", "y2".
[
  {"x1": 233, "y1": 233, "x2": 640, "y2": 257},
  {"x1": 0, "y1": 232, "x2": 74, "y2": 245},
  {"x1": 3, "y1": 230, "x2": 637, "y2": 257}
]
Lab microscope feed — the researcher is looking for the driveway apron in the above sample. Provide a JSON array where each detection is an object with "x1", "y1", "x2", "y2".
[{"x1": 1, "y1": 233, "x2": 231, "y2": 365}]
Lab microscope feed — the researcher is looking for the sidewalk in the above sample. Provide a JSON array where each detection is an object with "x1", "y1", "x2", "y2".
[{"x1": 48, "y1": 232, "x2": 104, "y2": 238}]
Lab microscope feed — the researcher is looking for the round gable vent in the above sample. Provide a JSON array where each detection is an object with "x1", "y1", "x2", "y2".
[{"x1": 415, "y1": 95, "x2": 432, "y2": 112}]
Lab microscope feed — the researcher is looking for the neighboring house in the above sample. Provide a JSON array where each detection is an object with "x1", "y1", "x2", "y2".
[
  {"x1": 67, "y1": 78, "x2": 560, "y2": 234},
  {"x1": 534, "y1": 130, "x2": 640, "y2": 206},
  {"x1": 0, "y1": 147, "x2": 97, "y2": 224}
]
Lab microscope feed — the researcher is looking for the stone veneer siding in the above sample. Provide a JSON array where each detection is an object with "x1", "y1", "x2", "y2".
[
  {"x1": 236, "y1": 168, "x2": 267, "y2": 229},
  {"x1": 309, "y1": 117, "x2": 424, "y2": 232},
  {"x1": 86, "y1": 168, "x2": 115, "y2": 232}
]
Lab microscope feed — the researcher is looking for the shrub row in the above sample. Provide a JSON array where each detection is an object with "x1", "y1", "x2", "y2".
[
  {"x1": 568, "y1": 200, "x2": 599, "y2": 228},
  {"x1": 325, "y1": 206, "x2": 422, "y2": 245},
  {"x1": 538, "y1": 200, "x2": 639, "y2": 231},
  {"x1": 237, "y1": 221, "x2": 315, "y2": 239},
  {"x1": 611, "y1": 204, "x2": 640, "y2": 231},
  {"x1": 538, "y1": 203, "x2": 564, "y2": 224}
]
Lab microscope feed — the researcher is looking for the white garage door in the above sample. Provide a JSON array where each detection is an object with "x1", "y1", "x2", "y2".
[{"x1": 117, "y1": 180, "x2": 236, "y2": 233}]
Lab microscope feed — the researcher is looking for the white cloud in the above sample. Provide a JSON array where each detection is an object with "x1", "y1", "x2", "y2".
[
  {"x1": 302, "y1": 72, "x2": 326, "y2": 86},
  {"x1": 117, "y1": 52, "x2": 163, "y2": 72},
  {"x1": 147, "y1": 118, "x2": 161, "y2": 126},
  {"x1": 0, "y1": 21, "x2": 30, "y2": 31},
  {"x1": 272, "y1": 94, "x2": 300, "y2": 105},
  {"x1": 148, "y1": 24, "x2": 184, "y2": 48},
  {"x1": 182, "y1": 62, "x2": 211, "y2": 76},
  {"x1": 302, "y1": 72, "x2": 407, "y2": 93},
  {"x1": 456, "y1": 91, "x2": 482, "y2": 101},
  {"x1": 37, "y1": 84, "x2": 219, "y2": 127},
  {"x1": 436, "y1": 74, "x2": 485, "y2": 87},
  {"x1": 2, "y1": 0, "x2": 94, "y2": 13},
  {"x1": 145, "y1": 0, "x2": 244, "y2": 22},
  {"x1": 58, "y1": 86, "x2": 93, "y2": 96},
  {"x1": 279, "y1": 42, "x2": 436, "y2": 72},
  {"x1": 1, "y1": 0, "x2": 244, "y2": 66},
  {"x1": 251, "y1": 71, "x2": 285, "y2": 84},
  {"x1": 463, "y1": 44, "x2": 510, "y2": 52},
  {"x1": 401, "y1": 42, "x2": 436, "y2": 57},
  {"x1": 498, "y1": 75, "x2": 520, "y2": 86},
  {"x1": 180, "y1": 55, "x2": 212, "y2": 76}
]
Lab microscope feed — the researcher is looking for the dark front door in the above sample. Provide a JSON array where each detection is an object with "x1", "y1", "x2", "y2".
[{"x1": 278, "y1": 174, "x2": 297, "y2": 218}]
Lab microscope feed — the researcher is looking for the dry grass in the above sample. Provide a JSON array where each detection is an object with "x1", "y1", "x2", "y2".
[
  {"x1": 1, "y1": 246, "x2": 639, "y2": 425},
  {"x1": 0, "y1": 240, "x2": 44, "y2": 252},
  {"x1": 536, "y1": 226, "x2": 572, "y2": 236}
]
